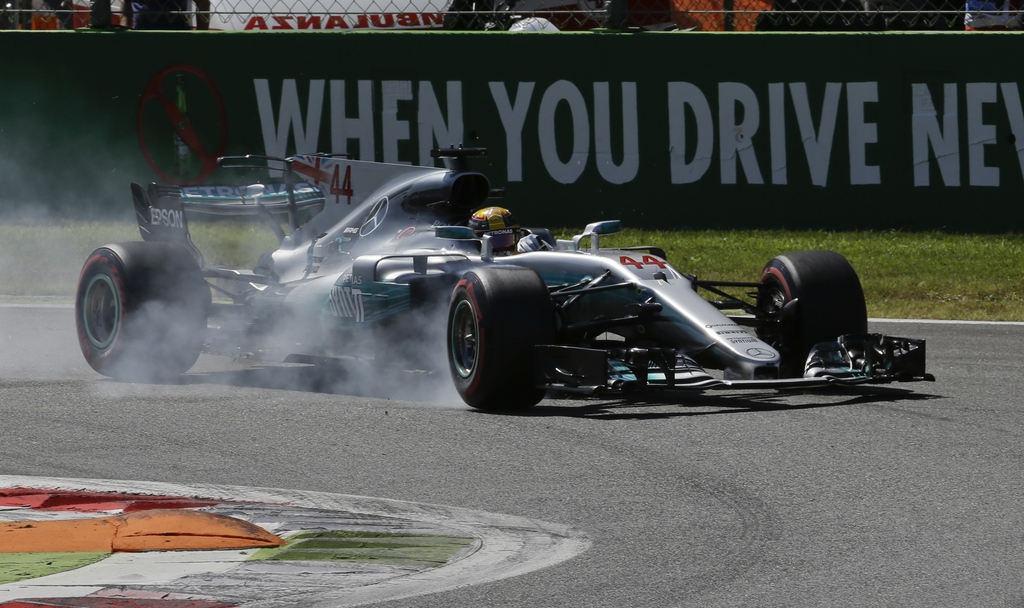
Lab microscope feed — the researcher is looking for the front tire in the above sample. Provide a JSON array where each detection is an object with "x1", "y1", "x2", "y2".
[
  {"x1": 757, "y1": 250, "x2": 868, "y2": 377},
  {"x1": 75, "y1": 242, "x2": 210, "y2": 381},
  {"x1": 447, "y1": 266, "x2": 556, "y2": 412}
]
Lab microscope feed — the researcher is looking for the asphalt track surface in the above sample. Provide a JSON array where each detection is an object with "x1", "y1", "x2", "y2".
[{"x1": 3, "y1": 304, "x2": 1024, "y2": 607}]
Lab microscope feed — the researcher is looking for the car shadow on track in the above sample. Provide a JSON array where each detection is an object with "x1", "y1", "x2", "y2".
[
  {"x1": 157, "y1": 356, "x2": 943, "y2": 417},
  {"x1": 516, "y1": 385, "x2": 944, "y2": 420},
  {"x1": 174, "y1": 358, "x2": 464, "y2": 405}
]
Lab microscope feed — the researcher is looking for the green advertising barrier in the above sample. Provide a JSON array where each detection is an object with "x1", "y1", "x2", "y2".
[{"x1": 1, "y1": 29, "x2": 1022, "y2": 232}]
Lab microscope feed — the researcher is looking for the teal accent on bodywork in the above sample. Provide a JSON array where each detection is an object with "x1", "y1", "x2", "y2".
[{"x1": 323, "y1": 280, "x2": 413, "y2": 327}]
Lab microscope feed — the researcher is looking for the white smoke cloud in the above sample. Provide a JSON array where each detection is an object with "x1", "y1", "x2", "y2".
[
  {"x1": 0, "y1": 114, "x2": 466, "y2": 407},
  {"x1": 177, "y1": 301, "x2": 466, "y2": 406},
  {"x1": 76, "y1": 264, "x2": 466, "y2": 407}
]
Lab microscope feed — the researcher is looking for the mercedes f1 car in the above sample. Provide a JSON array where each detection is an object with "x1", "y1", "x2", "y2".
[{"x1": 75, "y1": 148, "x2": 933, "y2": 411}]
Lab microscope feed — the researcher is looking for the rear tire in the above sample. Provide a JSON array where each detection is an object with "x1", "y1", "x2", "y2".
[
  {"x1": 757, "y1": 250, "x2": 867, "y2": 378},
  {"x1": 447, "y1": 266, "x2": 556, "y2": 412},
  {"x1": 75, "y1": 242, "x2": 210, "y2": 381}
]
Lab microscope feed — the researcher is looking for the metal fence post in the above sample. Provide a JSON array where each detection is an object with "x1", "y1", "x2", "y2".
[
  {"x1": 90, "y1": 0, "x2": 111, "y2": 27},
  {"x1": 604, "y1": 0, "x2": 628, "y2": 28}
]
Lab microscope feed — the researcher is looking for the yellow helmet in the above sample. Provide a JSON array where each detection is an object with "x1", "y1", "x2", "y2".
[{"x1": 468, "y1": 206, "x2": 521, "y2": 256}]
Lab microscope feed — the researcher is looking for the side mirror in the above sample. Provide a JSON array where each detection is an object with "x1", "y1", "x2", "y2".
[
  {"x1": 435, "y1": 225, "x2": 494, "y2": 261},
  {"x1": 573, "y1": 220, "x2": 623, "y2": 252},
  {"x1": 583, "y1": 220, "x2": 623, "y2": 236}
]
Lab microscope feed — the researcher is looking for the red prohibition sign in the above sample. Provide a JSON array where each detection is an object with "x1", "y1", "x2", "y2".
[{"x1": 137, "y1": 64, "x2": 227, "y2": 185}]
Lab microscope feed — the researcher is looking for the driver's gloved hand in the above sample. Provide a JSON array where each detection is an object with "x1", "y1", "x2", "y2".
[{"x1": 516, "y1": 233, "x2": 550, "y2": 253}]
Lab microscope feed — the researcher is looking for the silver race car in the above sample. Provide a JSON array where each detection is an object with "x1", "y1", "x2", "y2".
[{"x1": 75, "y1": 148, "x2": 933, "y2": 411}]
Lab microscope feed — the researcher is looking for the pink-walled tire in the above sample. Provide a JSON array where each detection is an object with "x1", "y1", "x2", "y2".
[
  {"x1": 447, "y1": 266, "x2": 556, "y2": 412},
  {"x1": 757, "y1": 250, "x2": 868, "y2": 378},
  {"x1": 75, "y1": 242, "x2": 210, "y2": 381}
]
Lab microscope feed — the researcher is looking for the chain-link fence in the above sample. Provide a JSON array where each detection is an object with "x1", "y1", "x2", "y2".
[{"x1": 2, "y1": 0, "x2": 1012, "y2": 32}]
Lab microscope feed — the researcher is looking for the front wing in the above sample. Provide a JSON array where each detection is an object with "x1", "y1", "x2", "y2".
[{"x1": 536, "y1": 333, "x2": 934, "y2": 396}]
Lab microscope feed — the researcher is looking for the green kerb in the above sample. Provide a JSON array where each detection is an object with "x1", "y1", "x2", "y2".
[
  {"x1": 250, "y1": 530, "x2": 476, "y2": 568},
  {"x1": 0, "y1": 552, "x2": 110, "y2": 584}
]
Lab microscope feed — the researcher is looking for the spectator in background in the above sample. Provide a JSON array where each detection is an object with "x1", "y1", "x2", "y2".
[
  {"x1": 965, "y1": 0, "x2": 1021, "y2": 28},
  {"x1": 669, "y1": 0, "x2": 771, "y2": 30},
  {"x1": 123, "y1": 0, "x2": 211, "y2": 29},
  {"x1": 29, "y1": 0, "x2": 71, "y2": 28}
]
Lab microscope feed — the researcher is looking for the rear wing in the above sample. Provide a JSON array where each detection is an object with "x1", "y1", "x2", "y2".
[
  {"x1": 131, "y1": 149, "x2": 489, "y2": 263},
  {"x1": 131, "y1": 154, "x2": 332, "y2": 254},
  {"x1": 131, "y1": 180, "x2": 326, "y2": 257}
]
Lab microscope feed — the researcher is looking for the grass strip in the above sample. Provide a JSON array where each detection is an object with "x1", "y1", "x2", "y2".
[{"x1": 2, "y1": 220, "x2": 1021, "y2": 321}]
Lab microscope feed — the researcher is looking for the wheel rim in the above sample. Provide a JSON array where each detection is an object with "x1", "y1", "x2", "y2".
[
  {"x1": 756, "y1": 279, "x2": 789, "y2": 350},
  {"x1": 763, "y1": 282, "x2": 787, "y2": 319},
  {"x1": 450, "y1": 299, "x2": 479, "y2": 379},
  {"x1": 82, "y1": 274, "x2": 120, "y2": 349}
]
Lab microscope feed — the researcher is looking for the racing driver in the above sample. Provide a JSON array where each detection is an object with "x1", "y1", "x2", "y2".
[{"x1": 468, "y1": 206, "x2": 551, "y2": 256}]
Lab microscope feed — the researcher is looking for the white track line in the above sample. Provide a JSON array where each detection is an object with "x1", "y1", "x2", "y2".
[{"x1": 0, "y1": 476, "x2": 590, "y2": 608}]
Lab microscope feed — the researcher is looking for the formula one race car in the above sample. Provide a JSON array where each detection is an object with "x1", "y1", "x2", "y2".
[{"x1": 75, "y1": 148, "x2": 933, "y2": 411}]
